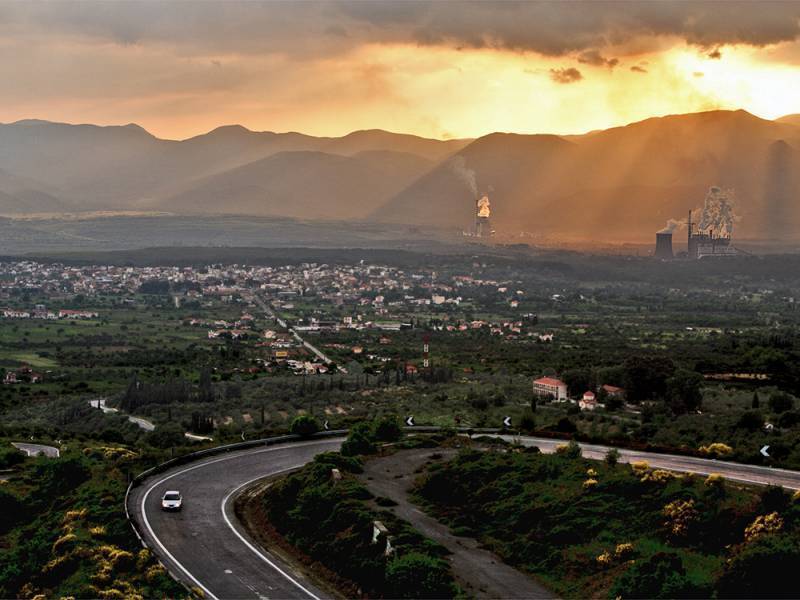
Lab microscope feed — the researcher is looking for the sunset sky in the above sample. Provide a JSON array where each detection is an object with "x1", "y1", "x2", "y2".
[{"x1": 2, "y1": 1, "x2": 800, "y2": 140}]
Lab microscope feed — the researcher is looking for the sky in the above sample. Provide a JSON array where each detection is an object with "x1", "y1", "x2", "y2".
[{"x1": 1, "y1": 1, "x2": 800, "y2": 140}]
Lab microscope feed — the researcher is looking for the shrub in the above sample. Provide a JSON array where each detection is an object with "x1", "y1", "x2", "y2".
[
  {"x1": 769, "y1": 392, "x2": 795, "y2": 414},
  {"x1": 717, "y1": 534, "x2": 800, "y2": 598},
  {"x1": 610, "y1": 552, "x2": 701, "y2": 599},
  {"x1": 290, "y1": 415, "x2": 319, "y2": 437},
  {"x1": 340, "y1": 422, "x2": 377, "y2": 457},
  {"x1": 604, "y1": 447, "x2": 620, "y2": 467},
  {"x1": 663, "y1": 499, "x2": 698, "y2": 537},
  {"x1": 699, "y1": 442, "x2": 734, "y2": 457},
  {"x1": 555, "y1": 440, "x2": 581, "y2": 459},
  {"x1": 385, "y1": 552, "x2": 457, "y2": 599},
  {"x1": 744, "y1": 512, "x2": 783, "y2": 542},
  {"x1": 373, "y1": 417, "x2": 403, "y2": 442}
]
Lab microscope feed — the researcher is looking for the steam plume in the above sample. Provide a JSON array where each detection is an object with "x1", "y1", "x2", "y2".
[
  {"x1": 450, "y1": 155, "x2": 478, "y2": 198},
  {"x1": 697, "y1": 186, "x2": 738, "y2": 236},
  {"x1": 658, "y1": 219, "x2": 683, "y2": 234}
]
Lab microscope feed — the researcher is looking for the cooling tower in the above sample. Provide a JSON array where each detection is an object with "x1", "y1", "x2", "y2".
[{"x1": 655, "y1": 232, "x2": 674, "y2": 259}]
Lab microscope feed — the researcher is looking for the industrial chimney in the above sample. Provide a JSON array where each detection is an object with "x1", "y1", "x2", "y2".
[{"x1": 655, "y1": 232, "x2": 674, "y2": 259}]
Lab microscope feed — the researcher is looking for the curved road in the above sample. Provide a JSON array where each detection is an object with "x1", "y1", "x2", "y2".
[
  {"x1": 129, "y1": 435, "x2": 800, "y2": 600},
  {"x1": 129, "y1": 438, "x2": 343, "y2": 600}
]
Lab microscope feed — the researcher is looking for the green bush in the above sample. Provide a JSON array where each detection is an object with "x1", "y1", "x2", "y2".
[
  {"x1": 341, "y1": 423, "x2": 377, "y2": 456},
  {"x1": 717, "y1": 534, "x2": 800, "y2": 598},
  {"x1": 373, "y1": 417, "x2": 403, "y2": 442},
  {"x1": 385, "y1": 552, "x2": 457, "y2": 599},
  {"x1": 290, "y1": 415, "x2": 319, "y2": 437}
]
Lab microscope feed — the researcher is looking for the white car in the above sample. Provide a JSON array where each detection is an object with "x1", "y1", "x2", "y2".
[{"x1": 161, "y1": 490, "x2": 183, "y2": 511}]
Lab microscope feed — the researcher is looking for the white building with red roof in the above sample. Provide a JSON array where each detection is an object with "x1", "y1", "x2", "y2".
[{"x1": 532, "y1": 376, "x2": 568, "y2": 401}]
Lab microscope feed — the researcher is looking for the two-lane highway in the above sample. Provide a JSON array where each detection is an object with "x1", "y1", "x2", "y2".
[
  {"x1": 129, "y1": 434, "x2": 800, "y2": 600},
  {"x1": 128, "y1": 438, "x2": 342, "y2": 600}
]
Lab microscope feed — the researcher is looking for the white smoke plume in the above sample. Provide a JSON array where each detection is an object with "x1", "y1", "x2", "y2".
[
  {"x1": 697, "y1": 186, "x2": 738, "y2": 237},
  {"x1": 658, "y1": 219, "x2": 683, "y2": 234},
  {"x1": 450, "y1": 155, "x2": 478, "y2": 198}
]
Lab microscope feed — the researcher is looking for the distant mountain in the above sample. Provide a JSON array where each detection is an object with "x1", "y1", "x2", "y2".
[
  {"x1": 2, "y1": 111, "x2": 800, "y2": 241},
  {"x1": 0, "y1": 120, "x2": 462, "y2": 212},
  {"x1": 165, "y1": 150, "x2": 434, "y2": 219},
  {"x1": 776, "y1": 114, "x2": 800, "y2": 127},
  {"x1": 323, "y1": 130, "x2": 470, "y2": 162},
  {"x1": 376, "y1": 110, "x2": 800, "y2": 240}
]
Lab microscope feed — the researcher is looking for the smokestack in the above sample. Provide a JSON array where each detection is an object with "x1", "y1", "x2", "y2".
[{"x1": 655, "y1": 232, "x2": 674, "y2": 259}]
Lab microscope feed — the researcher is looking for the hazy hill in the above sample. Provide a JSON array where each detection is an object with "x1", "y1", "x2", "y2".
[
  {"x1": 323, "y1": 129, "x2": 469, "y2": 162},
  {"x1": 2, "y1": 111, "x2": 800, "y2": 241},
  {"x1": 0, "y1": 120, "x2": 457, "y2": 212},
  {"x1": 776, "y1": 114, "x2": 800, "y2": 127},
  {"x1": 166, "y1": 150, "x2": 434, "y2": 219},
  {"x1": 376, "y1": 110, "x2": 800, "y2": 241}
]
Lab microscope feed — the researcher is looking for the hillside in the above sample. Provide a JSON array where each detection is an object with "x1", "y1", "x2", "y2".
[
  {"x1": 165, "y1": 150, "x2": 433, "y2": 219},
  {"x1": 376, "y1": 110, "x2": 800, "y2": 241},
  {"x1": 2, "y1": 111, "x2": 800, "y2": 241},
  {"x1": 0, "y1": 120, "x2": 455, "y2": 213},
  {"x1": 776, "y1": 114, "x2": 800, "y2": 127}
]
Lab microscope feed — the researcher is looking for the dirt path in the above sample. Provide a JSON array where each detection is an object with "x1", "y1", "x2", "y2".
[{"x1": 358, "y1": 447, "x2": 555, "y2": 599}]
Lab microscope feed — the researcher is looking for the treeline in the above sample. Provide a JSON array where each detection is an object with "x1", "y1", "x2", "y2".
[{"x1": 119, "y1": 368, "x2": 216, "y2": 412}]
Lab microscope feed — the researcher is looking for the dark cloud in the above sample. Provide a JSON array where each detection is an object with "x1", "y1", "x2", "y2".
[
  {"x1": 1, "y1": 1, "x2": 799, "y2": 59},
  {"x1": 577, "y1": 50, "x2": 619, "y2": 68},
  {"x1": 550, "y1": 67, "x2": 583, "y2": 84},
  {"x1": 630, "y1": 65, "x2": 648, "y2": 73}
]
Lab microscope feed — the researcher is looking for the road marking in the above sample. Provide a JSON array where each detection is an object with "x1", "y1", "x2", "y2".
[
  {"x1": 221, "y1": 471, "x2": 322, "y2": 600},
  {"x1": 138, "y1": 439, "x2": 340, "y2": 600}
]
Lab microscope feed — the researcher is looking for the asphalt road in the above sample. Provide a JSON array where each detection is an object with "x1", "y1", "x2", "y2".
[
  {"x1": 12, "y1": 442, "x2": 60, "y2": 458},
  {"x1": 130, "y1": 434, "x2": 800, "y2": 600},
  {"x1": 129, "y1": 438, "x2": 342, "y2": 600}
]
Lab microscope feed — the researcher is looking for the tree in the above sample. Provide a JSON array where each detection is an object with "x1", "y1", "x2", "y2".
[
  {"x1": 340, "y1": 422, "x2": 376, "y2": 456},
  {"x1": 752, "y1": 391, "x2": 760, "y2": 409},
  {"x1": 605, "y1": 447, "x2": 620, "y2": 467},
  {"x1": 373, "y1": 417, "x2": 403, "y2": 442},
  {"x1": 735, "y1": 410, "x2": 764, "y2": 432},
  {"x1": 147, "y1": 422, "x2": 184, "y2": 449},
  {"x1": 622, "y1": 356, "x2": 675, "y2": 403},
  {"x1": 290, "y1": 415, "x2": 319, "y2": 437},
  {"x1": 665, "y1": 369, "x2": 703, "y2": 414},
  {"x1": 562, "y1": 368, "x2": 593, "y2": 398},
  {"x1": 768, "y1": 392, "x2": 794, "y2": 414}
]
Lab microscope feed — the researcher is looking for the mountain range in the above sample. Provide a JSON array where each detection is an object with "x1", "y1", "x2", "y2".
[{"x1": 1, "y1": 110, "x2": 799, "y2": 241}]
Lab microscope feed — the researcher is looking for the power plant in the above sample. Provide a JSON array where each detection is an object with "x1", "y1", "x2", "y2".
[
  {"x1": 654, "y1": 232, "x2": 674, "y2": 259},
  {"x1": 654, "y1": 186, "x2": 740, "y2": 260},
  {"x1": 687, "y1": 209, "x2": 736, "y2": 259}
]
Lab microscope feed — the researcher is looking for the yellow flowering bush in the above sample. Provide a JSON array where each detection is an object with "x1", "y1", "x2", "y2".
[
  {"x1": 663, "y1": 499, "x2": 698, "y2": 536},
  {"x1": 63, "y1": 509, "x2": 87, "y2": 523},
  {"x1": 744, "y1": 512, "x2": 784, "y2": 542},
  {"x1": 705, "y1": 473, "x2": 725, "y2": 488},
  {"x1": 89, "y1": 525, "x2": 106, "y2": 537},
  {"x1": 792, "y1": 489, "x2": 800, "y2": 503},
  {"x1": 586, "y1": 468, "x2": 598, "y2": 477},
  {"x1": 641, "y1": 469, "x2": 676, "y2": 484},
  {"x1": 698, "y1": 443, "x2": 733, "y2": 457},
  {"x1": 596, "y1": 551, "x2": 612, "y2": 566},
  {"x1": 630, "y1": 461, "x2": 650, "y2": 474},
  {"x1": 614, "y1": 543, "x2": 634, "y2": 559},
  {"x1": 583, "y1": 478, "x2": 599, "y2": 490}
]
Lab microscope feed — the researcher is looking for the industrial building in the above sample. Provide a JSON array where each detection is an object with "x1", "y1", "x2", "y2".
[{"x1": 687, "y1": 209, "x2": 737, "y2": 259}]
